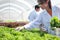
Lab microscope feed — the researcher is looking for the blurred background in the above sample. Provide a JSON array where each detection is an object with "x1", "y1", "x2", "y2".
[{"x1": 0, "y1": 0, "x2": 60, "y2": 22}]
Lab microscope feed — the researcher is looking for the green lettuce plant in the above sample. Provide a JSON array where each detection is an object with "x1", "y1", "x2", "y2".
[{"x1": 50, "y1": 16, "x2": 60, "y2": 28}]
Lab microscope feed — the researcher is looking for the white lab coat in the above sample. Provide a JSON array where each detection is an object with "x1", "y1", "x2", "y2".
[
  {"x1": 24, "y1": 6, "x2": 60, "y2": 34},
  {"x1": 28, "y1": 10, "x2": 38, "y2": 22}
]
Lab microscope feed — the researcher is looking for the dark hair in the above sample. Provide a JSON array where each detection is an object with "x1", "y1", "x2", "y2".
[
  {"x1": 37, "y1": 0, "x2": 52, "y2": 9},
  {"x1": 48, "y1": 0, "x2": 51, "y2": 9},
  {"x1": 35, "y1": 5, "x2": 40, "y2": 9}
]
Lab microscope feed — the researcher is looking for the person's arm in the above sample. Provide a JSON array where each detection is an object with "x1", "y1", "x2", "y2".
[
  {"x1": 24, "y1": 14, "x2": 42, "y2": 30},
  {"x1": 55, "y1": 6, "x2": 60, "y2": 19},
  {"x1": 55, "y1": 5, "x2": 60, "y2": 12},
  {"x1": 16, "y1": 14, "x2": 42, "y2": 31}
]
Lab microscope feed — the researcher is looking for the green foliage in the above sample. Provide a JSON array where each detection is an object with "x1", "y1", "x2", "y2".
[
  {"x1": 4, "y1": 20, "x2": 16, "y2": 22},
  {"x1": 50, "y1": 16, "x2": 60, "y2": 28},
  {"x1": 0, "y1": 26, "x2": 60, "y2": 40}
]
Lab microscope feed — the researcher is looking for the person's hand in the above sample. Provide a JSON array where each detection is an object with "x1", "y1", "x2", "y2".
[
  {"x1": 41, "y1": 28, "x2": 47, "y2": 32},
  {"x1": 40, "y1": 27, "x2": 47, "y2": 32},
  {"x1": 15, "y1": 26, "x2": 25, "y2": 31}
]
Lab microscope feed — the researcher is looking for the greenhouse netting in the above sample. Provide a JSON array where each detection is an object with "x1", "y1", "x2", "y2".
[{"x1": 0, "y1": 0, "x2": 60, "y2": 21}]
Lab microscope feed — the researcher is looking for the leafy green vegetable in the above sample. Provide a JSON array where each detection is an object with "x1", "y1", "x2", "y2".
[
  {"x1": 0, "y1": 26, "x2": 60, "y2": 40},
  {"x1": 50, "y1": 16, "x2": 60, "y2": 28}
]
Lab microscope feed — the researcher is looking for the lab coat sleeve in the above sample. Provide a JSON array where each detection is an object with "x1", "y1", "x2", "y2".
[
  {"x1": 55, "y1": 6, "x2": 60, "y2": 12},
  {"x1": 55, "y1": 6, "x2": 60, "y2": 19},
  {"x1": 24, "y1": 14, "x2": 42, "y2": 30}
]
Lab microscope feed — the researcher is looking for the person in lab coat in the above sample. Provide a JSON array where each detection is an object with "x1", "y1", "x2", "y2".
[
  {"x1": 16, "y1": 0, "x2": 60, "y2": 34},
  {"x1": 28, "y1": 5, "x2": 40, "y2": 22}
]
